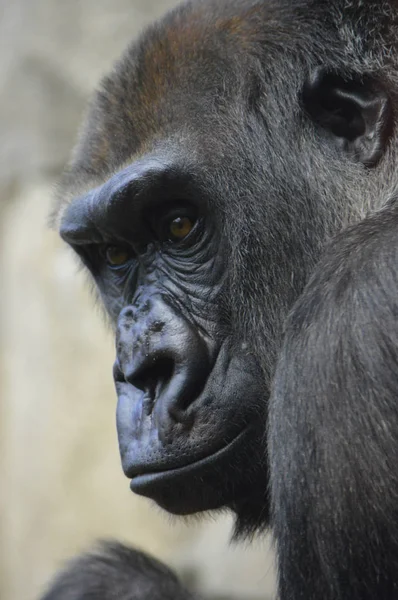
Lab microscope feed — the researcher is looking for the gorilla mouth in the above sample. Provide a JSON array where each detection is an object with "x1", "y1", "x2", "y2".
[{"x1": 128, "y1": 427, "x2": 249, "y2": 496}]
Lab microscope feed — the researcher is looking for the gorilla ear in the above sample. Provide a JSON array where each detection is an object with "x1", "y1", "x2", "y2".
[{"x1": 303, "y1": 68, "x2": 392, "y2": 166}]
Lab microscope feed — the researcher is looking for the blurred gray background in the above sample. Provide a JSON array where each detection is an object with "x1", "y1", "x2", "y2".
[{"x1": 0, "y1": 1, "x2": 276, "y2": 599}]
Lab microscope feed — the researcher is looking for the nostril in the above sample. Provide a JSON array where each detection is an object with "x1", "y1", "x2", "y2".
[
  {"x1": 127, "y1": 355, "x2": 175, "y2": 394},
  {"x1": 113, "y1": 361, "x2": 126, "y2": 383}
]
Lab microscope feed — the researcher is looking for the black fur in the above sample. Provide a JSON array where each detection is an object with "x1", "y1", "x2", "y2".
[
  {"x1": 270, "y1": 198, "x2": 398, "y2": 599},
  {"x1": 40, "y1": 541, "x2": 195, "y2": 600},
  {"x1": 51, "y1": 0, "x2": 398, "y2": 598}
]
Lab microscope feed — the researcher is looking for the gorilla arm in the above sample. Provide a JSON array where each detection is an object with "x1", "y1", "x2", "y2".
[{"x1": 269, "y1": 198, "x2": 398, "y2": 600}]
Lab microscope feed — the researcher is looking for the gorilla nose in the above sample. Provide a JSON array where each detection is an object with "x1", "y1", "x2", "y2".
[{"x1": 115, "y1": 298, "x2": 213, "y2": 422}]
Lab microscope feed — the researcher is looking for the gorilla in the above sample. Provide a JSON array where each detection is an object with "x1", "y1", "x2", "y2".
[
  {"x1": 40, "y1": 541, "x2": 196, "y2": 600},
  {"x1": 47, "y1": 0, "x2": 398, "y2": 598}
]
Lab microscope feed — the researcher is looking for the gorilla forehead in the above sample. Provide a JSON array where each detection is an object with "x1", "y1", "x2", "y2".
[
  {"x1": 56, "y1": 0, "x2": 397, "y2": 214},
  {"x1": 112, "y1": 0, "x2": 269, "y2": 109},
  {"x1": 57, "y1": 0, "x2": 327, "y2": 203}
]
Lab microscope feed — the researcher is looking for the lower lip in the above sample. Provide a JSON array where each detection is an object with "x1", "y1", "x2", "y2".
[{"x1": 129, "y1": 427, "x2": 249, "y2": 493}]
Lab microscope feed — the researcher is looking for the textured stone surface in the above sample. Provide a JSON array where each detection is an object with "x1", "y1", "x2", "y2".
[{"x1": 0, "y1": 2, "x2": 276, "y2": 599}]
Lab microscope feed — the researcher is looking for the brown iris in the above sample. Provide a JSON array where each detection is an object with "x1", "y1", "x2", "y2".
[
  {"x1": 169, "y1": 216, "x2": 195, "y2": 241},
  {"x1": 105, "y1": 245, "x2": 131, "y2": 267}
]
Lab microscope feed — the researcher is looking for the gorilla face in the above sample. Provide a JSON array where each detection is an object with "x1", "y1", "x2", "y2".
[
  {"x1": 57, "y1": 0, "x2": 392, "y2": 533},
  {"x1": 60, "y1": 156, "x2": 268, "y2": 519}
]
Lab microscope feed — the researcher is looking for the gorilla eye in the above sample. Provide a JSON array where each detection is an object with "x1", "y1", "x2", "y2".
[
  {"x1": 104, "y1": 245, "x2": 132, "y2": 267},
  {"x1": 168, "y1": 216, "x2": 195, "y2": 241}
]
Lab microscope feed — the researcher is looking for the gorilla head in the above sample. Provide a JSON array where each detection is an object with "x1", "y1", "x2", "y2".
[{"x1": 56, "y1": 0, "x2": 396, "y2": 537}]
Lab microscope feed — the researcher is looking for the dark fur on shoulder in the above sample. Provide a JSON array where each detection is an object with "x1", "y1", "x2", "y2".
[
  {"x1": 40, "y1": 541, "x2": 195, "y2": 600},
  {"x1": 270, "y1": 198, "x2": 398, "y2": 600}
]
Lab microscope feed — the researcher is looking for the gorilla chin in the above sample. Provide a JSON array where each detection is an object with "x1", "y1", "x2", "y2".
[{"x1": 128, "y1": 427, "x2": 253, "y2": 515}]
